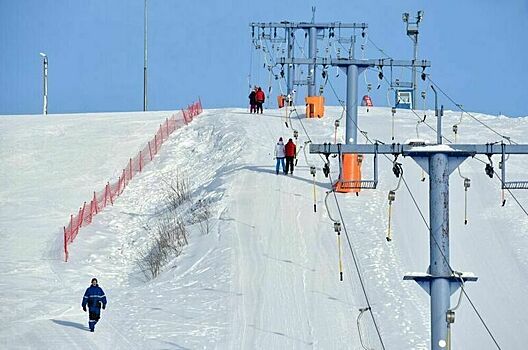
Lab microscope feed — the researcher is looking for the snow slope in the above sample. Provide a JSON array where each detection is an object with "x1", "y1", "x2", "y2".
[{"x1": 1, "y1": 106, "x2": 528, "y2": 349}]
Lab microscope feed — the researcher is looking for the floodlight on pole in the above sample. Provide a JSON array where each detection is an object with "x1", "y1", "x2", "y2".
[
  {"x1": 417, "y1": 10, "x2": 424, "y2": 23},
  {"x1": 40, "y1": 52, "x2": 48, "y2": 115},
  {"x1": 402, "y1": 10, "x2": 424, "y2": 109}
]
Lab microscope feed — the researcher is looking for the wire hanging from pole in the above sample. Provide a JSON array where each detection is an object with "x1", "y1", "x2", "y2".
[
  {"x1": 336, "y1": 221, "x2": 344, "y2": 281},
  {"x1": 387, "y1": 156, "x2": 403, "y2": 242},
  {"x1": 325, "y1": 190, "x2": 344, "y2": 281},
  {"x1": 421, "y1": 90, "x2": 427, "y2": 121},
  {"x1": 452, "y1": 104, "x2": 464, "y2": 143},
  {"x1": 391, "y1": 106, "x2": 396, "y2": 141},
  {"x1": 310, "y1": 165, "x2": 317, "y2": 212},
  {"x1": 386, "y1": 87, "x2": 394, "y2": 110},
  {"x1": 456, "y1": 166, "x2": 471, "y2": 225},
  {"x1": 357, "y1": 307, "x2": 374, "y2": 350},
  {"x1": 248, "y1": 36, "x2": 254, "y2": 92}
]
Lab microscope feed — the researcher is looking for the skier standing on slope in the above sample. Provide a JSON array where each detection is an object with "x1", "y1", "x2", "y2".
[
  {"x1": 274, "y1": 137, "x2": 286, "y2": 175},
  {"x1": 248, "y1": 86, "x2": 257, "y2": 114},
  {"x1": 284, "y1": 138, "x2": 296, "y2": 175},
  {"x1": 82, "y1": 278, "x2": 107, "y2": 332},
  {"x1": 255, "y1": 87, "x2": 265, "y2": 114}
]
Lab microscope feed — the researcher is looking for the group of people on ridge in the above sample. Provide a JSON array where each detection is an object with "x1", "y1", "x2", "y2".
[
  {"x1": 274, "y1": 137, "x2": 296, "y2": 175},
  {"x1": 248, "y1": 86, "x2": 265, "y2": 114}
]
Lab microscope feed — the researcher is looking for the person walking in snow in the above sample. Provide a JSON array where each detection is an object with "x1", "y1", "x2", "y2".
[
  {"x1": 275, "y1": 137, "x2": 286, "y2": 175},
  {"x1": 82, "y1": 278, "x2": 107, "y2": 332},
  {"x1": 248, "y1": 86, "x2": 257, "y2": 114},
  {"x1": 284, "y1": 138, "x2": 296, "y2": 175},
  {"x1": 255, "y1": 87, "x2": 265, "y2": 114}
]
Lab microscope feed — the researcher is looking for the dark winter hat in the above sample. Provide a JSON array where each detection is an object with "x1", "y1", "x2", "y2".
[
  {"x1": 279, "y1": 137, "x2": 283, "y2": 141},
  {"x1": 288, "y1": 138, "x2": 293, "y2": 142},
  {"x1": 91, "y1": 278, "x2": 98, "y2": 283}
]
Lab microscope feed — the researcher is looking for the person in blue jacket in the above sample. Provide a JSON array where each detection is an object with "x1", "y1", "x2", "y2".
[{"x1": 82, "y1": 278, "x2": 107, "y2": 332}]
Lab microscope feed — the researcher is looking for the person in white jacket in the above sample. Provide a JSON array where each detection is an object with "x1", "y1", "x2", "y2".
[{"x1": 275, "y1": 137, "x2": 286, "y2": 175}]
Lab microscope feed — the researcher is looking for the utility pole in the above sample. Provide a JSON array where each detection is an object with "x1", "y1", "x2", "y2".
[
  {"x1": 143, "y1": 0, "x2": 148, "y2": 111},
  {"x1": 39, "y1": 52, "x2": 48, "y2": 115},
  {"x1": 309, "y1": 108, "x2": 528, "y2": 349},
  {"x1": 402, "y1": 11, "x2": 424, "y2": 109}
]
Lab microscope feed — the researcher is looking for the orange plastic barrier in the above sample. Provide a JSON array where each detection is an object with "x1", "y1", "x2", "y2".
[
  {"x1": 305, "y1": 95, "x2": 325, "y2": 118},
  {"x1": 62, "y1": 99, "x2": 203, "y2": 262},
  {"x1": 334, "y1": 154, "x2": 362, "y2": 194}
]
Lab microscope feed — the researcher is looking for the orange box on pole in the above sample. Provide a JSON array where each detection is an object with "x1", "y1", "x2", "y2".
[
  {"x1": 305, "y1": 96, "x2": 325, "y2": 118},
  {"x1": 277, "y1": 95, "x2": 285, "y2": 108},
  {"x1": 335, "y1": 154, "x2": 362, "y2": 193}
]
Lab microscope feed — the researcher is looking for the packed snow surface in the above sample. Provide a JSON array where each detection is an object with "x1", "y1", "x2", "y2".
[{"x1": 1, "y1": 106, "x2": 528, "y2": 349}]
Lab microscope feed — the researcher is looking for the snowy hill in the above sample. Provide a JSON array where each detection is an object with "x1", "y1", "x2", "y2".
[{"x1": 1, "y1": 106, "x2": 528, "y2": 349}]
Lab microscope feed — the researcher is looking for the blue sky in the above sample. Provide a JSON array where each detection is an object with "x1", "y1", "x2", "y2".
[{"x1": 1, "y1": 0, "x2": 527, "y2": 116}]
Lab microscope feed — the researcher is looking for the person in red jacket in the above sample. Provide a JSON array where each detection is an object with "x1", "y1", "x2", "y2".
[
  {"x1": 255, "y1": 87, "x2": 265, "y2": 114},
  {"x1": 284, "y1": 138, "x2": 296, "y2": 175}
]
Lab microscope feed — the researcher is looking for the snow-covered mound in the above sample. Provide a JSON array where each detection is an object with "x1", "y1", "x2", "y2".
[{"x1": 1, "y1": 106, "x2": 528, "y2": 349}]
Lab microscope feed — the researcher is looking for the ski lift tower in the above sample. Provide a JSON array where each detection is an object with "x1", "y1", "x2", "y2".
[
  {"x1": 250, "y1": 16, "x2": 367, "y2": 111},
  {"x1": 309, "y1": 101, "x2": 528, "y2": 349},
  {"x1": 278, "y1": 56, "x2": 430, "y2": 193}
]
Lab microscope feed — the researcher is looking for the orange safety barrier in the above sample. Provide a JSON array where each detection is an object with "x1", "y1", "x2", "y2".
[
  {"x1": 334, "y1": 154, "x2": 362, "y2": 194},
  {"x1": 305, "y1": 95, "x2": 325, "y2": 118},
  {"x1": 62, "y1": 99, "x2": 203, "y2": 262}
]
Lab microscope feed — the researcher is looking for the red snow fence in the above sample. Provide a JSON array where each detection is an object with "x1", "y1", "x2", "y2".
[{"x1": 62, "y1": 99, "x2": 203, "y2": 262}]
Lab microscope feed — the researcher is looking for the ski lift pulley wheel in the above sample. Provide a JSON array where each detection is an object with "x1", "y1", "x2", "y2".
[{"x1": 388, "y1": 190, "x2": 396, "y2": 202}]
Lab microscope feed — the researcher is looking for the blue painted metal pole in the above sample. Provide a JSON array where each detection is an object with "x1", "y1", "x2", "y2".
[
  {"x1": 308, "y1": 26, "x2": 317, "y2": 96},
  {"x1": 429, "y1": 153, "x2": 450, "y2": 349},
  {"x1": 346, "y1": 64, "x2": 359, "y2": 145},
  {"x1": 286, "y1": 27, "x2": 294, "y2": 95},
  {"x1": 144, "y1": 0, "x2": 148, "y2": 111}
]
